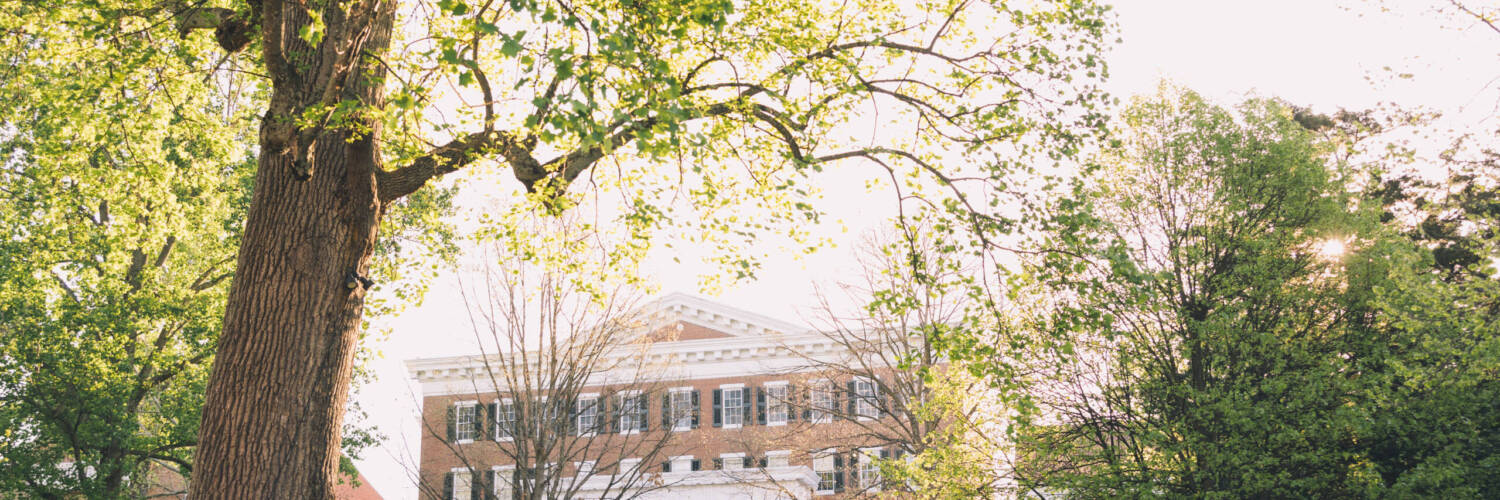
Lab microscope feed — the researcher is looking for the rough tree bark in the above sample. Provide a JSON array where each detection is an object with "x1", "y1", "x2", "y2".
[{"x1": 187, "y1": 2, "x2": 398, "y2": 498}]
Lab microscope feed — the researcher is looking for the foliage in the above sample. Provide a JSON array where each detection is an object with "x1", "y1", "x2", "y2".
[
  {"x1": 0, "y1": 3, "x2": 253, "y2": 497},
  {"x1": 1005, "y1": 85, "x2": 1387, "y2": 498}
]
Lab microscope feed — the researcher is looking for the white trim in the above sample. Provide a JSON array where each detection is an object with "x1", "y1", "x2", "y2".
[
  {"x1": 575, "y1": 395, "x2": 599, "y2": 437},
  {"x1": 453, "y1": 400, "x2": 479, "y2": 444},
  {"x1": 765, "y1": 382, "x2": 789, "y2": 427},
  {"x1": 812, "y1": 448, "x2": 837, "y2": 495},
  {"x1": 765, "y1": 449, "x2": 792, "y2": 468},
  {"x1": 853, "y1": 376, "x2": 878, "y2": 421},
  {"x1": 719, "y1": 452, "x2": 747, "y2": 470},
  {"x1": 858, "y1": 447, "x2": 882, "y2": 492},
  {"x1": 408, "y1": 332, "x2": 851, "y2": 396},
  {"x1": 668, "y1": 455, "x2": 696, "y2": 473},
  {"x1": 809, "y1": 380, "x2": 834, "y2": 424},
  {"x1": 667, "y1": 389, "x2": 695, "y2": 432},
  {"x1": 719, "y1": 385, "x2": 746, "y2": 429},
  {"x1": 494, "y1": 398, "x2": 515, "y2": 442}
]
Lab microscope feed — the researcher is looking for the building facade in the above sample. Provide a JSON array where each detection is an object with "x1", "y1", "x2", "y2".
[{"x1": 407, "y1": 294, "x2": 904, "y2": 500}]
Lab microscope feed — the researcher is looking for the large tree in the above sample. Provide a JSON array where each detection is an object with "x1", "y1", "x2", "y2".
[
  {"x1": 5, "y1": 0, "x2": 1115, "y2": 497},
  {"x1": 1013, "y1": 86, "x2": 1380, "y2": 497}
]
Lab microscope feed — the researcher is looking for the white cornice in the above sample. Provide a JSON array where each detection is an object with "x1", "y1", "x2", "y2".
[
  {"x1": 407, "y1": 332, "x2": 852, "y2": 396},
  {"x1": 406, "y1": 294, "x2": 855, "y2": 397}
]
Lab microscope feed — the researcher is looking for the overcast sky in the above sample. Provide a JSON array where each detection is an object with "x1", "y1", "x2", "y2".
[{"x1": 352, "y1": 2, "x2": 1498, "y2": 497}]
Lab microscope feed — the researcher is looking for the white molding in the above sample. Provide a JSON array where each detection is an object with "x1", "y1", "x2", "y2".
[{"x1": 405, "y1": 294, "x2": 857, "y2": 397}]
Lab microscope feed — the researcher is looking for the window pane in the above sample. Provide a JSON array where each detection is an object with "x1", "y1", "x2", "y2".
[
  {"x1": 456, "y1": 405, "x2": 476, "y2": 440},
  {"x1": 767, "y1": 386, "x2": 787, "y2": 424},
  {"x1": 671, "y1": 391, "x2": 693, "y2": 430},
  {"x1": 497, "y1": 402, "x2": 515, "y2": 439},
  {"x1": 723, "y1": 389, "x2": 743, "y2": 426},
  {"x1": 576, "y1": 398, "x2": 596, "y2": 435}
]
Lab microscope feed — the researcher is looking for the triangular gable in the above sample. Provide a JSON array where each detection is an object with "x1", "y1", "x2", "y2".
[{"x1": 634, "y1": 292, "x2": 808, "y2": 342}]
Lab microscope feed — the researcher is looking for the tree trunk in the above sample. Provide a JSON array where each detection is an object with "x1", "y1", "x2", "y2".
[{"x1": 188, "y1": 4, "x2": 394, "y2": 498}]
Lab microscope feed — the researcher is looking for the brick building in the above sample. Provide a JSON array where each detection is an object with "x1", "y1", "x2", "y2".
[{"x1": 407, "y1": 293, "x2": 906, "y2": 499}]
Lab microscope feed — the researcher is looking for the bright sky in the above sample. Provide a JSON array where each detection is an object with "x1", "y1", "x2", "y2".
[{"x1": 352, "y1": 2, "x2": 1497, "y2": 497}]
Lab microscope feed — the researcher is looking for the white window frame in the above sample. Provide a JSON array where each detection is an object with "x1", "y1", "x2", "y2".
[
  {"x1": 454, "y1": 400, "x2": 479, "y2": 443},
  {"x1": 719, "y1": 383, "x2": 745, "y2": 429},
  {"x1": 619, "y1": 458, "x2": 642, "y2": 477},
  {"x1": 617, "y1": 390, "x2": 642, "y2": 435},
  {"x1": 810, "y1": 381, "x2": 834, "y2": 424},
  {"x1": 858, "y1": 447, "x2": 881, "y2": 492},
  {"x1": 669, "y1": 386, "x2": 694, "y2": 432},
  {"x1": 574, "y1": 460, "x2": 596, "y2": 477},
  {"x1": 575, "y1": 394, "x2": 599, "y2": 437},
  {"x1": 719, "y1": 452, "x2": 747, "y2": 470},
  {"x1": 813, "y1": 449, "x2": 837, "y2": 495},
  {"x1": 492, "y1": 465, "x2": 515, "y2": 499},
  {"x1": 669, "y1": 455, "x2": 695, "y2": 473},
  {"x1": 450, "y1": 467, "x2": 474, "y2": 499},
  {"x1": 495, "y1": 398, "x2": 516, "y2": 442},
  {"x1": 854, "y1": 377, "x2": 878, "y2": 420},
  {"x1": 766, "y1": 450, "x2": 791, "y2": 468},
  {"x1": 764, "y1": 381, "x2": 789, "y2": 426}
]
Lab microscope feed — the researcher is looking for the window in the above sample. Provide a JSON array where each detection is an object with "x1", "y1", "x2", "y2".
[
  {"x1": 720, "y1": 453, "x2": 746, "y2": 470},
  {"x1": 576, "y1": 395, "x2": 598, "y2": 436},
  {"x1": 619, "y1": 458, "x2": 642, "y2": 476},
  {"x1": 854, "y1": 378, "x2": 878, "y2": 420},
  {"x1": 493, "y1": 465, "x2": 515, "y2": 500},
  {"x1": 669, "y1": 388, "x2": 694, "y2": 431},
  {"x1": 810, "y1": 382, "x2": 834, "y2": 423},
  {"x1": 618, "y1": 392, "x2": 646, "y2": 433},
  {"x1": 450, "y1": 468, "x2": 473, "y2": 499},
  {"x1": 813, "y1": 451, "x2": 837, "y2": 494},
  {"x1": 667, "y1": 455, "x2": 695, "y2": 473},
  {"x1": 722, "y1": 385, "x2": 744, "y2": 427},
  {"x1": 766, "y1": 450, "x2": 791, "y2": 468},
  {"x1": 496, "y1": 399, "x2": 516, "y2": 440},
  {"x1": 575, "y1": 461, "x2": 595, "y2": 477},
  {"x1": 454, "y1": 402, "x2": 478, "y2": 442},
  {"x1": 858, "y1": 448, "x2": 881, "y2": 491},
  {"x1": 765, "y1": 383, "x2": 789, "y2": 426}
]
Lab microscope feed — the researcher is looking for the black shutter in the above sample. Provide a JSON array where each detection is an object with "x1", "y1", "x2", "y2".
[
  {"x1": 800, "y1": 384, "x2": 810, "y2": 420},
  {"x1": 661, "y1": 393, "x2": 672, "y2": 429},
  {"x1": 443, "y1": 472, "x2": 455, "y2": 500},
  {"x1": 712, "y1": 389, "x2": 722, "y2": 427},
  {"x1": 662, "y1": 461, "x2": 671, "y2": 473},
  {"x1": 446, "y1": 405, "x2": 457, "y2": 442},
  {"x1": 741, "y1": 388, "x2": 753, "y2": 424},
  {"x1": 691, "y1": 459, "x2": 701, "y2": 471},
  {"x1": 742, "y1": 456, "x2": 752, "y2": 468},
  {"x1": 880, "y1": 448, "x2": 891, "y2": 460},
  {"x1": 603, "y1": 394, "x2": 615, "y2": 434},
  {"x1": 566, "y1": 400, "x2": 577, "y2": 436},
  {"x1": 785, "y1": 385, "x2": 797, "y2": 422},
  {"x1": 712, "y1": 458, "x2": 723, "y2": 470},
  {"x1": 691, "y1": 390, "x2": 701, "y2": 428},
  {"x1": 833, "y1": 454, "x2": 845, "y2": 492},
  {"x1": 756, "y1": 387, "x2": 766, "y2": 425},
  {"x1": 846, "y1": 380, "x2": 857, "y2": 417},
  {"x1": 470, "y1": 471, "x2": 483, "y2": 500},
  {"x1": 484, "y1": 470, "x2": 496, "y2": 500},
  {"x1": 758, "y1": 456, "x2": 768, "y2": 468},
  {"x1": 482, "y1": 403, "x2": 496, "y2": 441},
  {"x1": 637, "y1": 394, "x2": 649, "y2": 432}
]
